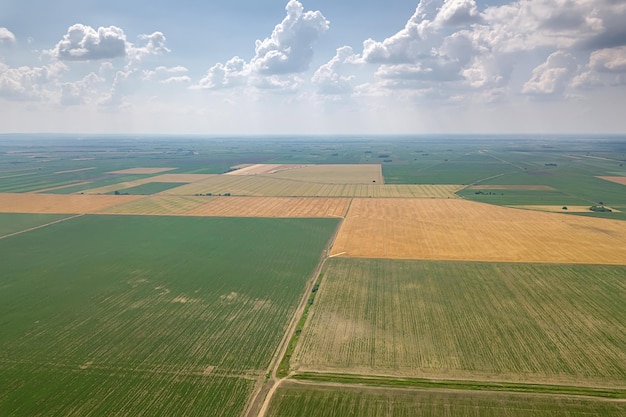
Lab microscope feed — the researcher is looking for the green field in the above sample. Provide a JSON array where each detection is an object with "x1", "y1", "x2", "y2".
[
  {"x1": 108, "y1": 182, "x2": 188, "y2": 195},
  {"x1": 266, "y1": 382, "x2": 626, "y2": 417},
  {"x1": 0, "y1": 215, "x2": 338, "y2": 416},
  {"x1": 293, "y1": 258, "x2": 626, "y2": 386},
  {"x1": 0, "y1": 213, "x2": 72, "y2": 237}
]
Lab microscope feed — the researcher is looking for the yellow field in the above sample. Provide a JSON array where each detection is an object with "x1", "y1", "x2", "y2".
[
  {"x1": 262, "y1": 164, "x2": 384, "y2": 184},
  {"x1": 330, "y1": 198, "x2": 626, "y2": 264},
  {"x1": 0, "y1": 193, "x2": 141, "y2": 214},
  {"x1": 225, "y1": 164, "x2": 308, "y2": 175},
  {"x1": 598, "y1": 176, "x2": 626, "y2": 186},
  {"x1": 108, "y1": 167, "x2": 176, "y2": 174},
  {"x1": 186, "y1": 197, "x2": 351, "y2": 218},
  {"x1": 164, "y1": 175, "x2": 461, "y2": 198},
  {"x1": 96, "y1": 195, "x2": 208, "y2": 215}
]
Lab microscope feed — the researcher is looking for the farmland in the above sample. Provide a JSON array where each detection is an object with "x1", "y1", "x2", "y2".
[
  {"x1": 1, "y1": 134, "x2": 625, "y2": 417},
  {"x1": 266, "y1": 382, "x2": 626, "y2": 417},
  {"x1": 330, "y1": 198, "x2": 626, "y2": 264},
  {"x1": 0, "y1": 215, "x2": 338, "y2": 416},
  {"x1": 164, "y1": 175, "x2": 461, "y2": 198},
  {"x1": 293, "y1": 258, "x2": 626, "y2": 387}
]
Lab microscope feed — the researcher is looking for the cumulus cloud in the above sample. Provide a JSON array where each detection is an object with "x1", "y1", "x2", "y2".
[
  {"x1": 143, "y1": 66, "x2": 190, "y2": 83},
  {"x1": 51, "y1": 24, "x2": 128, "y2": 61},
  {"x1": 589, "y1": 46, "x2": 626, "y2": 73},
  {"x1": 50, "y1": 24, "x2": 169, "y2": 63},
  {"x1": 0, "y1": 28, "x2": 16, "y2": 44},
  {"x1": 0, "y1": 62, "x2": 66, "y2": 101},
  {"x1": 522, "y1": 51, "x2": 578, "y2": 96},
  {"x1": 60, "y1": 72, "x2": 103, "y2": 105},
  {"x1": 312, "y1": 46, "x2": 358, "y2": 94},
  {"x1": 196, "y1": 0, "x2": 328, "y2": 91}
]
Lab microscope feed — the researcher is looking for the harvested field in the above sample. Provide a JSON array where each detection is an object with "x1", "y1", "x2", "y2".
[
  {"x1": 165, "y1": 175, "x2": 461, "y2": 198},
  {"x1": 293, "y1": 258, "x2": 626, "y2": 387},
  {"x1": 225, "y1": 164, "x2": 308, "y2": 175},
  {"x1": 467, "y1": 185, "x2": 555, "y2": 191},
  {"x1": 262, "y1": 164, "x2": 384, "y2": 184},
  {"x1": 186, "y1": 197, "x2": 351, "y2": 218},
  {"x1": 267, "y1": 381, "x2": 626, "y2": 417},
  {"x1": 330, "y1": 198, "x2": 626, "y2": 264},
  {"x1": 108, "y1": 167, "x2": 176, "y2": 174},
  {"x1": 82, "y1": 174, "x2": 214, "y2": 195},
  {"x1": 598, "y1": 176, "x2": 626, "y2": 186},
  {"x1": 97, "y1": 195, "x2": 208, "y2": 215},
  {"x1": 0, "y1": 193, "x2": 141, "y2": 214}
]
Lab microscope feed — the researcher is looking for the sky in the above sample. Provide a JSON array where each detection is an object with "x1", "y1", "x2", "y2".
[{"x1": 1, "y1": 0, "x2": 626, "y2": 135}]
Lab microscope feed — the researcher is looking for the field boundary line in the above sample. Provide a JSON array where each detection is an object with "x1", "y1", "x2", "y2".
[
  {"x1": 289, "y1": 372, "x2": 626, "y2": 400},
  {"x1": 0, "y1": 214, "x2": 84, "y2": 240},
  {"x1": 282, "y1": 378, "x2": 626, "y2": 402}
]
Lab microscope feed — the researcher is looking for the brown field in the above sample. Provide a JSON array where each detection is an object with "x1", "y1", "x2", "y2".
[
  {"x1": 511, "y1": 205, "x2": 621, "y2": 213},
  {"x1": 0, "y1": 193, "x2": 141, "y2": 214},
  {"x1": 467, "y1": 185, "x2": 555, "y2": 191},
  {"x1": 108, "y1": 167, "x2": 176, "y2": 175},
  {"x1": 186, "y1": 197, "x2": 351, "y2": 218},
  {"x1": 164, "y1": 175, "x2": 462, "y2": 198},
  {"x1": 225, "y1": 164, "x2": 308, "y2": 175},
  {"x1": 262, "y1": 164, "x2": 384, "y2": 184},
  {"x1": 330, "y1": 198, "x2": 626, "y2": 264},
  {"x1": 598, "y1": 176, "x2": 626, "y2": 186},
  {"x1": 96, "y1": 195, "x2": 208, "y2": 215}
]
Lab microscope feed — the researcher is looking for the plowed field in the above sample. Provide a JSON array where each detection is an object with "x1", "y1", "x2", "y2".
[
  {"x1": 0, "y1": 193, "x2": 141, "y2": 214},
  {"x1": 330, "y1": 198, "x2": 626, "y2": 264},
  {"x1": 186, "y1": 197, "x2": 351, "y2": 218}
]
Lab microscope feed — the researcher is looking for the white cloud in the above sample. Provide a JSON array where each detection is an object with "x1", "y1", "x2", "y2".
[
  {"x1": 251, "y1": 0, "x2": 329, "y2": 74},
  {"x1": 60, "y1": 72, "x2": 103, "y2": 105},
  {"x1": 129, "y1": 32, "x2": 170, "y2": 62},
  {"x1": 434, "y1": 0, "x2": 481, "y2": 28},
  {"x1": 0, "y1": 62, "x2": 67, "y2": 101},
  {"x1": 312, "y1": 46, "x2": 358, "y2": 95},
  {"x1": 196, "y1": 57, "x2": 248, "y2": 89},
  {"x1": 0, "y1": 28, "x2": 16, "y2": 44},
  {"x1": 589, "y1": 46, "x2": 626, "y2": 73},
  {"x1": 50, "y1": 24, "x2": 128, "y2": 61},
  {"x1": 522, "y1": 50, "x2": 578, "y2": 96},
  {"x1": 195, "y1": 0, "x2": 328, "y2": 91}
]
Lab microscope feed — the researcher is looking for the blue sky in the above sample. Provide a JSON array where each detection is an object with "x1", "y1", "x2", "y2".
[{"x1": 1, "y1": 0, "x2": 625, "y2": 134}]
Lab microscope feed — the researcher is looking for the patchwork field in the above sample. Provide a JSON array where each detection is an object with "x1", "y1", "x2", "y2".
[
  {"x1": 0, "y1": 193, "x2": 141, "y2": 214},
  {"x1": 467, "y1": 185, "x2": 556, "y2": 191},
  {"x1": 267, "y1": 382, "x2": 626, "y2": 417},
  {"x1": 106, "y1": 182, "x2": 189, "y2": 195},
  {"x1": 0, "y1": 215, "x2": 338, "y2": 417},
  {"x1": 82, "y1": 174, "x2": 215, "y2": 195},
  {"x1": 261, "y1": 164, "x2": 384, "y2": 184},
  {"x1": 185, "y1": 197, "x2": 351, "y2": 218},
  {"x1": 330, "y1": 198, "x2": 626, "y2": 264},
  {"x1": 165, "y1": 175, "x2": 461, "y2": 198},
  {"x1": 292, "y1": 258, "x2": 626, "y2": 387},
  {"x1": 96, "y1": 195, "x2": 209, "y2": 215}
]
